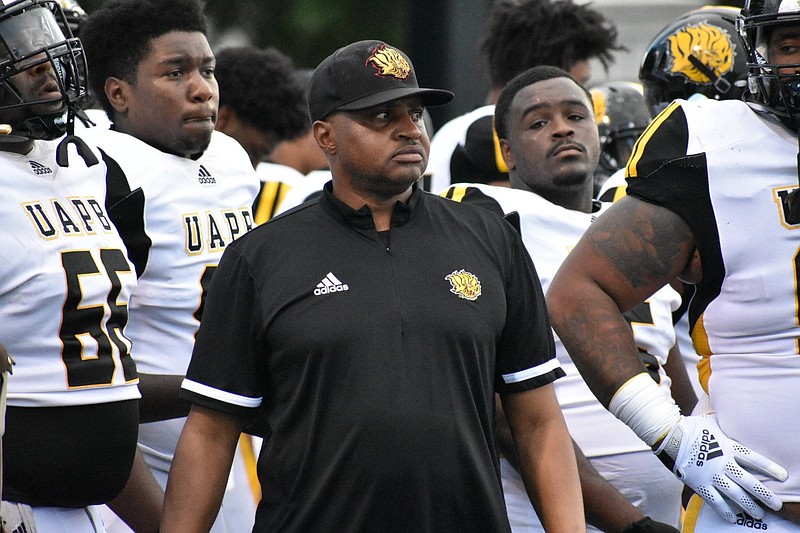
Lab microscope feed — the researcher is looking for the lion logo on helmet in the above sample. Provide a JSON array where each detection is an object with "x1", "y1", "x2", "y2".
[
  {"x1": 667, "y1": 22, "x2": 735, "y2": 84},
  {"x1": 367, "y1": 44, "x2": 411, "y2": 80}
]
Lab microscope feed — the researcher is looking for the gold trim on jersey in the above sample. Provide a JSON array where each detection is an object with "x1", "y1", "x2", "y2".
[
  {"x1": 610, "y1": 185, "x2": 628, "y2": 203},
  {"x1": 441, "y1": 186, "x2": 468, "y2": 203},
  {"x1": 794, "y1": 244, "x2": 800, "y2": 354},
  {"x1": 626, "y1": 101, "x2": 681, "y2": 179},
  {"x1": 255, "y1": 181, "x2": 292, "y2": 225},
  {"x1": 772, "y1": 185, "x2": 800, "y2": 230},
  {"x1": 239, "y1": 434, "x2": 261, "y2": 503},
  {"x1": 691, "y1": 313, "x2": 712, "y2": 394},
  {"x1": 682, "y1": 493, "x2": 704, "y2": 532}
]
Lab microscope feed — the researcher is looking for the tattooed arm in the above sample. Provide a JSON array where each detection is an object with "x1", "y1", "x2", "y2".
[{"x1": 546, "y1": 195, "x2": 697, "y2": 407}]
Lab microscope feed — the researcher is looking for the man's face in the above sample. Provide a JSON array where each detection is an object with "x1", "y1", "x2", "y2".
[
  {"x1": 0, "y1": 56, "x2": 63, "y2": 125},
  {"x1": 0, "y1": 6, "x2": 66, "y2": 126},
  {"x1": 325, "y1": 96, "x2": 429, "y2": 201},
  {"x1": 502, "y1": 77, "x2": 600, "y2": 197},
  {"x1": 115, "y1": 30, "x2": 217, "y2": 158},
  {"x1": 768, "y1": 23, "x2": 800, "y2": 73}
]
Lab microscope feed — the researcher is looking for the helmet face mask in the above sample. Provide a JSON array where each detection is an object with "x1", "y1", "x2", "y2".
[
  {"x1": 640, "y1": 6, "x2": 748, "y2": 116},
  {"x1": 0, "y1": 0, "x2": 87, "y2": 140},
  {"x1": 741, "y1": 0, "x2": 800, "y2": 118}
]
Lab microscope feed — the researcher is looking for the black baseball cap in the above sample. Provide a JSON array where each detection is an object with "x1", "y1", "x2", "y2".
[{"x1": 308, "y1": 40, "x2": 454, "y2": 122}]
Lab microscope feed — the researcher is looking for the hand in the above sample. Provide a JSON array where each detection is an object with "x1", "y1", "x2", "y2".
[
  {"x1": 620, "y1": 516, "x2": 679, "y2": 533},
  {"x1": 654, "y1": 415, "x2": 788, "y2": 523}
]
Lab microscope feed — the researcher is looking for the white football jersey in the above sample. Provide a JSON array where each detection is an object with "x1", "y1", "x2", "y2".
[
  {"x1": 0, "y1": 139, "x2": 139, "y2": 407},
  {"x1": 627, "y1": 99, "x2": 800, "y2": 499},
  {"x1": 81, "y1": 127, "x2": 259, "y2": 466},
  {"x1": 445, "y1": 183, "x2": 680, "y2": 456}
]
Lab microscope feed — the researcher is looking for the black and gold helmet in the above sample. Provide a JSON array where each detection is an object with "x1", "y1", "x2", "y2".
[{"x1": 640, "y1": 5, "x2": 748, "y2": 116}]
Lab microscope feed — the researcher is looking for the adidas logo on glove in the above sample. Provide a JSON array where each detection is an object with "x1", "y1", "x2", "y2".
[{"x1": 696, "y1": 429, "x2": 723, "y2": 466}]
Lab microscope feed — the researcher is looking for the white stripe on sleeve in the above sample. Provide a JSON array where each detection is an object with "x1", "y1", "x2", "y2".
[
  {"x1": 502, "y1": 358, "x2": 562, "y2": 384},
  {"x1": 181, "y1": 379, "x2": 262, "y2": 408}
]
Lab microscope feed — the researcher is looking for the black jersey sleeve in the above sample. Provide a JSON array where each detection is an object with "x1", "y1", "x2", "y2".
[
  {"x1": 626, "y1": 102, "x2": 690, "y2": 183},
  {"x1": 624, "y1": 101, "x2": 715, "y2": 234},
  {"x1": 181, "y1": 241, "x2": 266, "y2": 420},
  {"x1": 495, "y1": 232, "x2": 563, "y2": 393},
  {"x1": 101, "y1": 150, "x2": 152, "y2": 277}
]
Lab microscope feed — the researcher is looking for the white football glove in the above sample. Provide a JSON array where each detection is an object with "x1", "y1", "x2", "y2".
[{"x1": 654, "y1": 414, "x2": 788, "y2": 523}]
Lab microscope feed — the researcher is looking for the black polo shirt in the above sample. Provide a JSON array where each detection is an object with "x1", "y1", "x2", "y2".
[{"x1": 183, "y1": 182, "x2": 562, "y2": 532}]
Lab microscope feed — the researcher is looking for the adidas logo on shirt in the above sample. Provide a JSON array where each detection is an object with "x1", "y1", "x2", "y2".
[
  {"x1": 198, "y1": 165, "x2": 216, "y2": 185},
  {"x1": 29, "y1": 161, "x2": 53, "y2": 175},
  {"x1": 314, "y1": 272, "x2": 349, "y2": 295}
]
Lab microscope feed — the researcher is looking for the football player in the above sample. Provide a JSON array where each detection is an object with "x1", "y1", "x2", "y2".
[
  {"x1": 0, "y1": 1, "x2": 145, "y2": 531},
  {"x1": 548, "y1": 0, "x2": 800, "y2": 530},
  {"x1": 442, "y1": 65, "x2": 686, "y2": 533},
  {"x1": 597, "y1": 6, "x2": 752, "y2": 407},
  {"x1": 79, "y1": 0, "x2": 260, "y2": 531}
]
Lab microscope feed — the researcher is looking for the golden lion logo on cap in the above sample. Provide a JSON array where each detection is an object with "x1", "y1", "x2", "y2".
[
  {"x1": 667, "y1": 22, "x2": 734, "y2": 84},
  {"x1": 367, "y1": 44, "x2": 411, "y2": 79},
  {"x1": 446, "y1": 269, "x2": 482, "y2": 301}
]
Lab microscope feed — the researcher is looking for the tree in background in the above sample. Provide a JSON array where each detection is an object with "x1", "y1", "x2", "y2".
[{"x1": 80, "y1": 0, "x2": 408, "y2": 70}]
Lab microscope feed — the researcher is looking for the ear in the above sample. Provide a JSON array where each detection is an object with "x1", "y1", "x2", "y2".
[
  {"x1": 105, "y1": 77, "x2": 129, "y2": 114},
  {"x1": 215, "y1": 105, "x2": 234, "y2": 132},
  {"x1": 312, "y1": 120, "x2": 336, "y2": 155},
  {"x1": 499, "y1": 138, "x2": 515, "y2": 170}
]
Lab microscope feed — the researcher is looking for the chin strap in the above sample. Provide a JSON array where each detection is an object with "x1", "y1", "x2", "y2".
[
  {"x1": 71, "y1": 106, "x2": 96, "y2": 130},
  {"x1": 687, "y1": 54, "x2": 732, "y2": 96}
]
